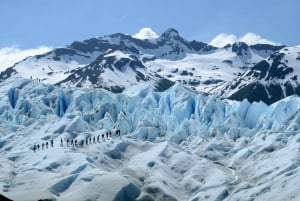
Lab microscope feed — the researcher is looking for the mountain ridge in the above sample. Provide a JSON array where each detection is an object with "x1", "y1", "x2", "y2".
[{"x1": 0, "y1": 28, "x2": 298, "y2": 105}]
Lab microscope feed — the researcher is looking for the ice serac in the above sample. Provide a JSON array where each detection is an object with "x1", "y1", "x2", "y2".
[
  {"x1": 8, "y1": 87, "x2": 19, "y2": 109},
  {"x1": 1, "y1": 78, "x2": 299, "y2": 140}
]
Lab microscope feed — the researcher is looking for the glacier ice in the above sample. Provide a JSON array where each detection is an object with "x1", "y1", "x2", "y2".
[{"x1": 0, "y1": 78, "x2": 299, "y2": 201}]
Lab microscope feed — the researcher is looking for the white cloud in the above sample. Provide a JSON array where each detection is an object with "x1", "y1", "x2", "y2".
[
  {"x1": 132, "y1": 28, "x2": 159, "y2": 40},
  {"x1": 209, "y1": 33, "x2": 237, "y2": 48},
  {"x1": 0, "y1": 46, "x2": 52, "y2": 71},
  {"x1": 209, "y1": 33, "x2": 279, "y2": 47},
  {"x1": 239, "y1": 33, "x2": 278, "y2": 46}
]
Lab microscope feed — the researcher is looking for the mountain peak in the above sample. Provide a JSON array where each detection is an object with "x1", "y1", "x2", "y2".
[
  {"x1": 161, "y1": 28, "x2": 180, "y2": 39},
  {"x1": 231, "y1": 41, "x2": 249, "y2": 55},
  {"x1": 232, "y1": 41, "x2": 248, "y2": 48}
]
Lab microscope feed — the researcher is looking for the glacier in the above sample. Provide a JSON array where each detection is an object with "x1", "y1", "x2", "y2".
[{"x1": 0, "y1": 77, "x2": 299, "y2": 201}]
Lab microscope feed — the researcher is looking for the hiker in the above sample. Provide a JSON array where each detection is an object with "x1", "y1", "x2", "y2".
[
  {"x1": 60, "y1": 138, "x2": 63, "y2": 147},
  {"x1": 106, "y1": 132, "x2": 109, "y2": 139},
  {"x1": 97, "y1": 135, "x2": 100, "y2": 142},
  {"x1": 67, "y1": 139, "x2": 69, "y2": 146},
  {"x1": 109, "y1": 131, "x2": 112, "y2": 138},
  {"x1": 93, "y1": 136, "x2": 96, "y2": 143},
  {"x1": 37, "y1": 144, "x2": 40, "y2": 150},
  {"x1": 86, "y1": 137, "x2": 88, "y2": 145},
  {"x1": 75, "y1": 139, "x2": 77, "y2": 146},
  {"x1": 33, "y1": 144, "x2": 36, "y2": 152},
  {"x1": 46, "y1": 142, "x2": 48, "y2": 148},
  {"x1": 89, "y1": 137, "x2": 92, "y2": 144},
  {"x1": 51, "y1": 139, "x2": 53, "y2": 147},
  {"x1": 71, "y1": 139, "x2": 74, "y2": 146},
  {"x1": 102, "y1": 134, "x2": 105, "y2": 141},
  {"x1": 42, "y1": 143, "x2": 44, "y2": 150},
  {"x1": 81, "y1": 140, "x2": 84, "y2": 146}
]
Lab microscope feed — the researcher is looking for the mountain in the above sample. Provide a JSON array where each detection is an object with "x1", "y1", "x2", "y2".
[
  {"x1": 221, "y1": 46, "x2": 300, "y2": 104},
  {"x1": 0, "y1": 28, "x2": 298, "y2": 104},
  {"x1": 0, "y1": 78, "x2": 299, "y2": 201}
]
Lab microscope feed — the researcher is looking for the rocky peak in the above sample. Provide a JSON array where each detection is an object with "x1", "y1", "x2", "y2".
[
  {"x1": 160, "y1": 28, "x2": 181, "y2": 40},
  {"x1": 232, "y1": 42, "x2": 249, "y2": 56}
]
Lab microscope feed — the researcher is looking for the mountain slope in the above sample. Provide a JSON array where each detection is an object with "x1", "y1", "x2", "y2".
[{"x1": 222, "y1": 46, "x2": 300, "y2": 104}]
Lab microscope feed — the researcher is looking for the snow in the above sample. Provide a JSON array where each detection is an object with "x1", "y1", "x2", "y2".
[
  {"x1": 0, "y1": 78, "x2": 300, "y2": 201},
  {"x1": 101, "y1": 65, "x2": 144, "y2": 88},
  {"x1": 104, "y1": 50, "x2": 134, "y2": 60},
  {"x1": 280, "y1": 46, "x2": 300, "y2": 78},
  {"x1": 6, "y1": 49, "x2": 103, "y2": 85},
  {"x1": 145, "y1": 47, "x2": 266, "y2": 93},
  {"x1": 12, "y1": 56, "x2": 79, "y2": 84}
]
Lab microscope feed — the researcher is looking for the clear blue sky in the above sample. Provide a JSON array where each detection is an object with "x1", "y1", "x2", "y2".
[{"x1": 0, "y1": 0, "x2": 299, "y2": 49}]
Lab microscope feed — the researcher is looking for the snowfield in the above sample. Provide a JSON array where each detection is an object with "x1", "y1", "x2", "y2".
[{"x1": 0, "y1": 78, "x2": 299, "y2": 201}]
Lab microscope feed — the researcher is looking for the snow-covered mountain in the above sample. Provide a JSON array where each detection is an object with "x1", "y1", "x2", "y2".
[
  {"x1": 221, "y1": 46, "x2": 300, "y2": 104},
  {"x1": 0, "y1": 28, "x2": 215, "y2": 91},
  {"x1": 0, "y1": 78, "x2": 299, "y2": 200},
  {"x1": 1, "y1": 28, "x2": 298, "y2": 104}
]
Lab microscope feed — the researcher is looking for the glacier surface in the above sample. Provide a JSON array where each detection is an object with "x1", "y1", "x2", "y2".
[{"x1": 0, "y1": 78, "x2": 299, "y2": 201}]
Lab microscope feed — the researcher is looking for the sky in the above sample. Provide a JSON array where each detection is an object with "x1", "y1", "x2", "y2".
[{"x1": 0, "y1": 0, "x2": 299, "y2": 67}]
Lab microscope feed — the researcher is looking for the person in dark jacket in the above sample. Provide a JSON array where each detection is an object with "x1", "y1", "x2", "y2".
[{"x1": 116, "y1": 129, "x2": 120, "y2": 136}]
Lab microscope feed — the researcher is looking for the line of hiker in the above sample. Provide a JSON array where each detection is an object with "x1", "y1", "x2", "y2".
[
  {"x1": 33, "y1": 139, "x2": 54, "y2": 152},
  {"x1": 32, "y1": 129, "x2": 121, "y2": 152},
  {"x1": 61, "y1": 130, "x2": 121, "y2": 147}
]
